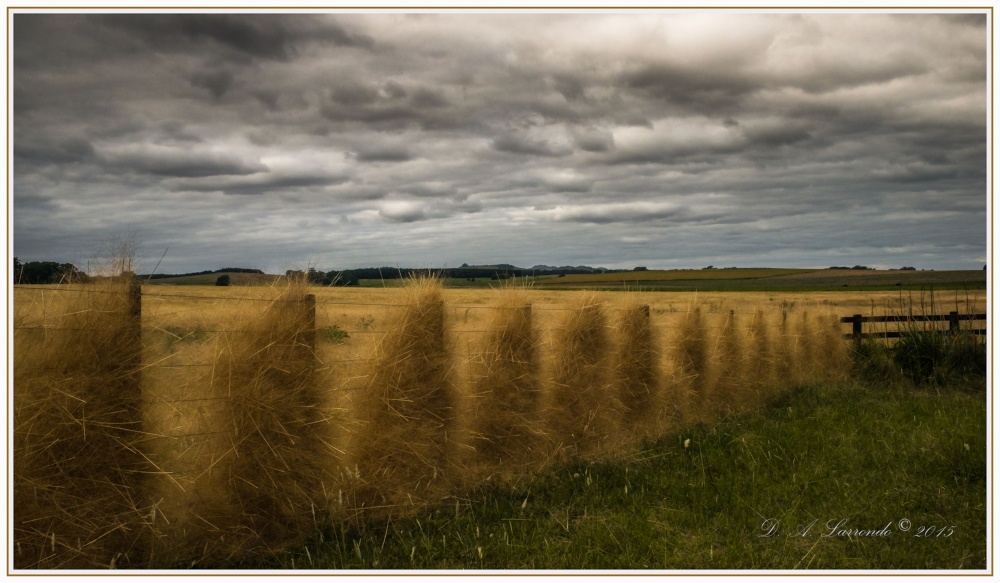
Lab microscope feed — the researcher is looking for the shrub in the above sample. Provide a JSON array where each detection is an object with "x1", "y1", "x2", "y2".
[{"x1": 893, "y1": 330, "x2": 949, "y2": 386}]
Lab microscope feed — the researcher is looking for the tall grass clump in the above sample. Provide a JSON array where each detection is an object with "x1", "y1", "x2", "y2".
[
  {"x1": 794, "y1": 311, "x2": 821, "y2": 384},
  {"x1": 346, "y1": 277, "x2": 457, "y2": 522},
  {"x1": 612, "y1": 303, "x2": 660, "y2": 441},
  {"x1": 892, "y1": 330, "x2": 986, "y2": 388},
  {"x1": 712, "y1": 311, "x2": 746, "y2": 417},
  {"x1": 468, "y1": 292, "x2": 542, "y2": 481},
  {"x1": 674, "y1": 307, "x2": 710, "y2": 422},
  {"x1": 547, "y1": 294, "x2": 618, "y2": 459},
  {"x1": 773, "y1": 310, "x2": 797, "y2": 393},
  {"x1": 745, "y1": 310, "x2": 776, "y2": 406},
  {"x1": 179, "y1": 281, "x2": 335, "y2": 565},
  {"x1": 816, "y1": 313, "x2": 851, "y2": 381},
  {"x1": 13, "y1": 264, "x2": 153, "y2": 568}
]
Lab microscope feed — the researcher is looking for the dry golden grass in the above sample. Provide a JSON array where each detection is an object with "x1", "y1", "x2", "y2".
[
  {"x1": 675, "y1": 307, "x2": 710, "y2": 423},
  {"x1": 12, "y1": 281, "x2": 986, "y2": 567},
  {"x1": 13, "y1": 276, "x2": 151, "y2": 569},
  {"x1": 466, "y1": 289, "x2": 544, "y2": 482},
  {"x1": 140, "y1": 281, "x2": 343, "y2": 567},
  {"x1": 546, "y1": 294, "x2": 619, "y2": 460},
  {"x1": 345, "y1": 277, "x2": 457, "y2": 523},
  {"x1": 613, "y1": 302, "x2": 661, "y2": 442},
  {"x1": 713, "y1": 311, "x2": 747, "y2": 418},
  {"x1": 745, "y1": 310, "x2": 778, "y2": 404}
]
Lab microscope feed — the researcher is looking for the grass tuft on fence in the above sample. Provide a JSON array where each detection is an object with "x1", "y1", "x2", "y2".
[
  {"x1": 467, "y1": 290, "x2": 544, "y2": 482},
  {"x1": 13, "y1": 273, "x2": 152, "y2": 569},
  {"x1": 190, "y1": 280, "x2": 336, "y2": 564},
  {"x1": 546, "y1": 294, "x2": 619, "y2": 460},
  {"x1": 612, "y1": 302, "x2": 660, "y2": 442},
  {"x1": 346, "y1": 276, "x2": 458, "y2": 523}
]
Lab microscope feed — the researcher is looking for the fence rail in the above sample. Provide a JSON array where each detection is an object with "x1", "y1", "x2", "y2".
[{"x1": 841, "y1": 312, "x2": 987, "y2": 341}]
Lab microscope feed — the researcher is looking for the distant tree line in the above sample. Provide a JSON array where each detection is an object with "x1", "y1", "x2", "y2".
[
  {"x1": 13, "y1": 258, "x2": 89, "y2": 284},
  {"x1": 142, "y1": 267, "x2": 264, "y2": 280},
  {"x1": 828, "y1": 266, "x2": 919, "y2": 271},
  {"x1": 294, "y1": 266, "x2": 527, "y2": 286}
]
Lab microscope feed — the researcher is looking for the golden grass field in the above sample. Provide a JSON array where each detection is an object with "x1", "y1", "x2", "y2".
[{"x1": 11, "y1": 281, "x2": 987, "y2": 567}]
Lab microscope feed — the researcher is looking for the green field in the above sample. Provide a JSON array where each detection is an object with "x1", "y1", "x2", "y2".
[
  {"x1": 145, "y1": 268, "x2": 987, "y2": 293},
  {"x1": 256, "y1": 380, "x2": 987, "y2": 571},
  {"x1": 526, "y1": 269, "x2": 987, "y2": 292}
]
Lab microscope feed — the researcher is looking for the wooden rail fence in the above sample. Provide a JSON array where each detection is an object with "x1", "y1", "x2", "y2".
[{"x1": 841, "y1": 311, "x2": 987, "y2": 342}]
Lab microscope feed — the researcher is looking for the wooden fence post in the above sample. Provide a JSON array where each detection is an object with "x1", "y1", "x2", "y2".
[
  {"x1": 851, "y1": 314, "x2": 863, "y2": 343},
  {"x1": 948, "y1": 311, "x2": 960, "y2": 334},
  {"x1": 304, "y1": 293, "x2": 317, "y2": 354},
  {"x1": 128, "y1": 282, "x2": 143, "y2": 384}
]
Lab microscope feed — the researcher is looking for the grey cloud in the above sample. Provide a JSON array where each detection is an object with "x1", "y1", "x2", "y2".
[
  {"x1": 173, "y1": 172, "x2": 349, "y2": 195},
  {"x1": 382, "y1": 81, "x2": 407, "y2": 99},
  {"x1": 93, "y1": 14, "x2": 375, "y2": 62},
  {"x1": 742, "y1": 125, "x2": 812, "y2": 148},
  {"x1": 330, "y1": 83, "x2": 380, "y2": 107},
  {"x1": 542, "y1": 202, "x2": 684, "y2": 224},
  {"x1": 11, "y1": 12, "x2": 988, "y2": 272},
  {"x1": 492, "y1": 134, "x2": 572, "y2": 157},
  {"x1": 553, "y1": 74, "x2": 586, "y2": 102},
  {"x1": 15, "y1": 137, "x2": 96, "y2": 164},
  {"x1": 619, "y1": 63, "x2": 757, "y2": 111},
  {"x1": 190, "y1": 70, "x2": 235, "y2": 99},
  {"x1": 406, "y1": 182, "x2": 456, "y2": 198},
  {"x1": 252, "y1": 90, "x2": 280, "y2": 111},
  {"x1": 352, "y1": 146, "x2": 413, "y2": 163},
  {"x1": 410, "y1": 88, "x2": 450, "y2": 108},
  {"x1": 379, "y1": 201, "x2": 427, "y2": 223},
  {"x1": 103, "y1": 146, "x2": 268, "y2": 178},
  {"x1": 572, "y1": 128, "x2": 614, "y2": 152}
]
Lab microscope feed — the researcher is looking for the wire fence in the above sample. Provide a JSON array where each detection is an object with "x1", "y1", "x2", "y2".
[{"x1": 15, "y1": 282, "x2": 929, "y2": 568}]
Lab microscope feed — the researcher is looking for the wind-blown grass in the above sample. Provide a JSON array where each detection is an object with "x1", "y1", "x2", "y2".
[
  {"x1": 467, "y1": 291, "x2": 544, "y2": 482},
  {"x1": 546, "y1": 295, "x2": 618, "y2": 460},
  {"x1": 346, "y1": 277, "x2": 457, "y2": 523},
  {"x1": 13, "y1": 274, "x2": 152, "y2": 569}
]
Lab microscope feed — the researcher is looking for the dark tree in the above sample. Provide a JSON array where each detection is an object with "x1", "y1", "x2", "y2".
[
  {"x1": 17, "y1": 261, "x2": 87, "y2": 284},
  {"x1": 216, "y1": 274, "x2": 231, "y2": 286}
]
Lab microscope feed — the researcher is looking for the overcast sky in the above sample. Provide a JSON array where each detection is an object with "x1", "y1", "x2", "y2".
[{"x1": 11, "y1": 10, "x2": 990, "y2": 274}]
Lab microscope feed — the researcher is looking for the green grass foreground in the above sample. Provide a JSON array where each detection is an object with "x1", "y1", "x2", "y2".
[{"x1": 260, "y1": 381, "x2": 987, "y2": 571}]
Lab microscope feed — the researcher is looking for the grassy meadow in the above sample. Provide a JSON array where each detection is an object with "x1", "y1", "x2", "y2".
[{"x1": 11, "y1": 278, "x2": 988, "y2": 570}]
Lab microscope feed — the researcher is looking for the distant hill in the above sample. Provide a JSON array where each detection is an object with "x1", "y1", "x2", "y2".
[{"x1": 143, "y1": 270, "x2": 282, "y2": 286}]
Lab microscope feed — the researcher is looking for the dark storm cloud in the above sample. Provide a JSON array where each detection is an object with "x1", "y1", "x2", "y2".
[
  {"x1": 102, "y1": 146, "x2": 269, "y2": 178},
  {"x1": 190, "y1": 70, "x2": 235, "y2": 100},
  {"x1": 352, "y1": 146, "x2": 414, "y2": 163},
  {"x1": 492, "y1": 134, "x2": 572, "y2": 157},
  {"x1": 572, "y1": 128, "x2": 614, "y2": 152},
  {"x1": 173, "y1": 172, "x2": 349, "y2": 196},
  {"x1": 15, "y1": 137, "x2": 96, "y2": 165},
  {"x1": 11, "y1": 11, "x2": 988, "y2": 272},
  {"x1": 92, "y1": 13, "x2": 375, "y2": 61}
]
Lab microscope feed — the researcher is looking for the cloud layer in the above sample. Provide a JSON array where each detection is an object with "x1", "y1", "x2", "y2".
[{"x1": 12, "y1": 11, "x2": 988, "y2": 272}]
